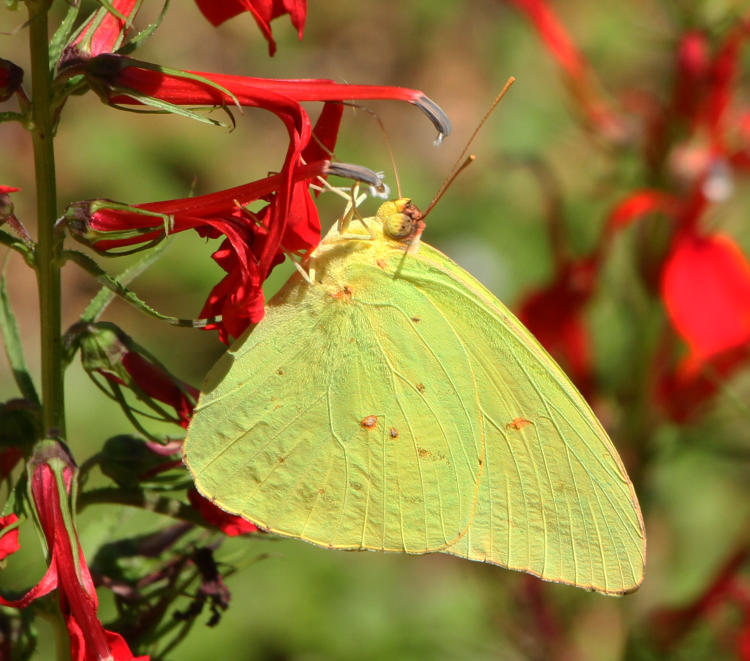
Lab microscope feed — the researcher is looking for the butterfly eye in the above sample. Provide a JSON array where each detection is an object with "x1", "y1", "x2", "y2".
[
  {"x1": 377, "y1": 198, "x2": 424, "y2": 241},
  {"x1": 383, "y1": 212, "x2": 415, "y2": 239}
]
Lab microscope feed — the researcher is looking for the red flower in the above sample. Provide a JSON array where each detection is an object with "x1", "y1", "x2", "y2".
[
  {"x1": 187, "y1": 488, "x2": 258, "y2": 536},
  {"x1": 194, "y1": 0, "x2": 306, "y2": 55},
  {"x1": 67, "y1": 162, "x2": 329, "y2": 342},
  {"x1": 68, "y1": 58, "x2": 449, "y2": 341},
  {"x1": 0, "y1": 514, "x2": 20, "y2": 561},
  {"x1": 63, "y1": 0, "x2": 141, "y2": 60},
  {"x1": 661, "y1": 232, "x2": 750, "y2": 365},
  {"x1": 0, "y1": 441, "x2": 148, "y2": 660}
]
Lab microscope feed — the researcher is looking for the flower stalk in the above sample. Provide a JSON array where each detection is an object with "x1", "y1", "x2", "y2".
[{"x1": 28, "y1": 1, "x2": 65, "y2": 436}]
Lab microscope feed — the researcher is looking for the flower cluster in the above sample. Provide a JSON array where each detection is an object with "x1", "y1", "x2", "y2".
[{"x1": 512, "y1": 1, "x2": 750, "y2": 422}]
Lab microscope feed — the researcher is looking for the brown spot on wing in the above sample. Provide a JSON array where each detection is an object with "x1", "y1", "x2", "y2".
[
  {"x1": 332, "y1": 285, "x2": 353, "y2": 300},
  {"x1": 506, "y1": 417, "x2": 532, "y2": 431},
  {"x1": 389, "y1": 427, "x2": 399, "y2": 439},
  {"x1": 416, "y1": 383, "x2": 426, "y2": 394},
  {"x1": 361, "y1": 415, "x2": 378, "y2": 429}
]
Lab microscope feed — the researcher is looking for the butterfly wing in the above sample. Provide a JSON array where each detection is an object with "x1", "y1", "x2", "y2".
[
  {"x1": 185, "y1": 226, "x2": 645, "y2": 594},
  {"x1": 184, "y1": 253, "x2": 485, "y2": 553},
  {"x1": 399, "y1": 242, "x2": 645, "y2": 593}
]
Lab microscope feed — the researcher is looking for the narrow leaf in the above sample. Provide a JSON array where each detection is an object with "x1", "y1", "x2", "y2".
[{"x1": 0, "y1": 269, "x2": 39, "y2": 404}]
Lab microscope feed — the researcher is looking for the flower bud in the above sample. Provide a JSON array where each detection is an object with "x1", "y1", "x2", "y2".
[{"x1": 71, "y1": 322, "x2": 198, "y2": 428}]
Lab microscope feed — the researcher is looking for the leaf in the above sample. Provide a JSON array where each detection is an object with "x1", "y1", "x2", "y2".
[
  {"x1": 184, "y1": 198, "x2": 645, "y2": 595},
  {"x1": 0, "y1": 268, "x2": 39, "y2": 404}
]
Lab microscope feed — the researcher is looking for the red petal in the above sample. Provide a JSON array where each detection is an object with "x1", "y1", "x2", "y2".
[
  {"x1": 661, "y1": 232, "x2": 750, "y2": 363},
  {"x1": 0, "y1": 514, "x2": 20, "y2": 561},
  {"x1": 188, "y1": 488, "x2": 258, "y2": 536},
  {"x1": 303, "y1": 101, "x2": 344, "y2": 165},
  {"x1": 508, "y1": 0, "x2": 622, "y2": 139},
  {"x1": 68, "y1": 0, "x2": 141, "y2": 57},
  {"x1": 120, "y1": 352, "x2": 199, "y2": 427},
  {"x1": 606, "y1": 190, "x2": 678, "y2": 232},
  {"x1": 194, "y1": 0, "x2": 306, "y2": 55}
]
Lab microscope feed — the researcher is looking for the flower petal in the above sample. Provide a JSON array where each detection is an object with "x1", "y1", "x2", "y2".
[
  {"x1": 0, "y1": 514, "x2": 20, "y2": 561},
  {"x1": 194, "y1": 0, "x2": 307, "y2": 55},
  {"x1": 661, "y1": 232, "x2": 750, "y2": 363},
  {"x1": 188, "y1": 488, "x2": 258, "y2": 536}
]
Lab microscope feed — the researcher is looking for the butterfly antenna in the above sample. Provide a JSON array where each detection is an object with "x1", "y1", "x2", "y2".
[{"x1": 422, "y1": 76, "x2": 516, "y2": 219}]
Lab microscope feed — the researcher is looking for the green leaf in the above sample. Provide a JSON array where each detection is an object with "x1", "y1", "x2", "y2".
[
  {"x1": 49, "y1": 0, "x2": 81, "y2": 67},
  {"x1": 0, "y1": 269, "x2": 39, "y2": 404},
  {"x1": 80, "y1": 239, "x2": 169, "y2": 324},
  {"x1": 63, "y1": 249, "x2": 217, "y2": 328}
]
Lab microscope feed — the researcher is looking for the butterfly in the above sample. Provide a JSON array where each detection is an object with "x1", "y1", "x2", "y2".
[{"x1": 183, "y1": 194, "x2": 645, "y2": 595}]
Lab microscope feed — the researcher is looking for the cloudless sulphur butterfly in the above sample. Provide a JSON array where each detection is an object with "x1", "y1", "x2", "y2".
[{"x1": 183, "y1": 196, "x2": 646, "y2": 595}]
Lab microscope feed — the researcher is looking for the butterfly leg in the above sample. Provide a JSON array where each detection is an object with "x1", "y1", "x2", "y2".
[{"x1": 336, "y1": 184, "x2": 377, "y2": 240}]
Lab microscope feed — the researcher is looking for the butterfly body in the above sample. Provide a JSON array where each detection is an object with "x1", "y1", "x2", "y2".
[{"x1": 184, "y1": 201, "x2": 646, "y2": 594}]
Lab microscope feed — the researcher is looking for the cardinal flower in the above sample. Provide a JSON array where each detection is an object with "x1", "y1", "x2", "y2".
[
  {"x1": 66, "y1": 162, "x2": 330, "y2": 342},
  {"x1": 193, "y1": 0, "x2": 306, "y2": 55},
  {"x1": 0, "y1": 440, "x2": 147, "y2": 660},
  {"x1": 63, "y1": 58, "x2": 449, "y2": 341}
]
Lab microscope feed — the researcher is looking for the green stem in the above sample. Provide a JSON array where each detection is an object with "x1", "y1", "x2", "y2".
[{"x1": 28, "y1": 3, "x2": 65, "y2": 435}]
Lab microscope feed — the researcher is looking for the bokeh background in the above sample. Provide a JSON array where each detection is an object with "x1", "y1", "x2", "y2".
[{"x1": 2, "y1": 0, "x2": 750, "y2": 659}]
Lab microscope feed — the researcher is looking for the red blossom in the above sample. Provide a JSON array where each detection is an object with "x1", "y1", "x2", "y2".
[
  {"x1": 0, "y1": 514, "x2": 20, "y2": 561},
  {"x1": 661, "y1": 232, "x2": 750, "y2": 365},
  {"x1": 0, "y1": 441, "x2": 148, "y2": 660},
  {"x1": 605, "y1": 189, "x2": 679, "y2": 233},
  {"x1": 187, "y1": 488, "x2": 258, "y2": 536},
  {"x1": 194, "y1": 0, "x2": 306, "y2": 55},
  {"x1": 64, "y1": 0, "x2": 141, "y2": 60},
  {"x1": 70, "y1": 59, "x2": 448, "y2": 340},
  {"x1": 68, "y1": 162, "x2": 329, "y2": 342},
  {"x1": 672, "y1": 30, "x2": 710, "y2": 122}
]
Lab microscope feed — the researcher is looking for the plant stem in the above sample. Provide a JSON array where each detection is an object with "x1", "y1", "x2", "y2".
[{"x1": 28, "y1": 2, "x2": 65, "y2": 435}]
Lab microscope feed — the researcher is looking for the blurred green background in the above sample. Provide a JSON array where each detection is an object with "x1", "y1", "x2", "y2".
[{"x1": 2, "y1": 0, "x2": 750, "y2": 659}]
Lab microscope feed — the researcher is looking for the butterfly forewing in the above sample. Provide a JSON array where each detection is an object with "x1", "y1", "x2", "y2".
[{"x1": 185, "y1": 252, "x2": 485, "y2": 553}]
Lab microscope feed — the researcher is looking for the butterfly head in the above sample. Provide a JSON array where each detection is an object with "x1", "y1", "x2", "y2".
[{"x1": 377, "y1": 198, "x2": 424, "y2": 242}]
